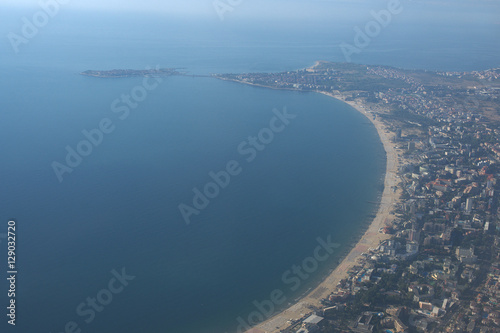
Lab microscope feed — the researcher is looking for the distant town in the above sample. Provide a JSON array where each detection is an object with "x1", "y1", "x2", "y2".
[
  {"x1": 80, "y1": 68, "x2": 183, "y2": 78},
  {"x1": 215, "y1": 62, "x2": 500, "y2": 333}
]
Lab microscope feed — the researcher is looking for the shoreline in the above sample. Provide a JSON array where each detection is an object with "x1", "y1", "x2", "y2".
[{"x1": 252, "y1": 91, "x2": 402, "y2": 333}]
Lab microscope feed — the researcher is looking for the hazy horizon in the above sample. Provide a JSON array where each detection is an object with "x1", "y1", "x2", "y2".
[{"x1": 2, "y1": 0, "x2": 499, "y2": 23}]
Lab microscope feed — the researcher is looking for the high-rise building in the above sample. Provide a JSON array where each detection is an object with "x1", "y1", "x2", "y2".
[
  {"x1": 409, "y1": 229, "x2": 420, "y2": 242},
  {"x1": 465, "y1": 198, "x2": 473, "y2": 213},
  {"x1": 396, "y1": 128, "x2": 402, "y2": 140}
]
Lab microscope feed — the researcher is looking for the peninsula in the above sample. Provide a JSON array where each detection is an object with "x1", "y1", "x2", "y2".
[
  {"x1": 214, "y1": 61, "x2": 500, "y2": 333},
  {"x1": 80, "y1": 68, "x2": 183, "y2": 78}
]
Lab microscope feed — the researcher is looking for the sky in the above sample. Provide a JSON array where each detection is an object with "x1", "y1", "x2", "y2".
[
  {"x1": 2, "y1": 0, "x2": 499, "y2": 22},
  {"x1": 0, "y1": 0, "x2": 496, "y2": 37}
]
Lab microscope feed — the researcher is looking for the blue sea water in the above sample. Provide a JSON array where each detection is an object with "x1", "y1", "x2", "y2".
[{"x1": 0, "y1": 4, "x2": 498, "y2": 333}]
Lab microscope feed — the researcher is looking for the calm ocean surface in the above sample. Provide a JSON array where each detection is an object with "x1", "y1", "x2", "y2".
[{"x1": 0, "y1": 6, "x2": 498, "y2": 333}]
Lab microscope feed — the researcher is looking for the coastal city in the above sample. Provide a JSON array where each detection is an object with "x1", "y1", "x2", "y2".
[
  {"x1": 215, "y1": 62, "x2": 500, "y2": 333},
  {"x1": 2, "y1": 0, "x2": 498, "y2": 332}
]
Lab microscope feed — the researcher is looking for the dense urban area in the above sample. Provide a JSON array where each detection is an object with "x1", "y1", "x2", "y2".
[{"x1": 216, "y1": 61, "x2": 500, "y2": 333}]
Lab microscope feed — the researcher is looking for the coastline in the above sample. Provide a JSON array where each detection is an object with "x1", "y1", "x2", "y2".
[{"x1": 252, "y1": 91, "x2": 402, "y2": 333}]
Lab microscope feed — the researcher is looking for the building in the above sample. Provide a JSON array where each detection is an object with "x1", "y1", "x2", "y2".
[
  {"x1": 351, "y1": 313, "x2": 374, "y2": 333},
  {"x1": 409, "y1": 228, "x2": 420, "y2": 242},
  {"x1": 396, "y1": 128, "x2": 402, "y2": 141},
  {"x1": 456, "y1": 246, "x2": 477, "y2": 264},
  {"x1": 302, "y1": 314, "x2": 325, "y2": 332},
  {"x1": 409, "y1": 284, "x2": 435, "y2": 302},
  {"x1": 466, "y1": 198, "x2": 473, "y2": 213}
]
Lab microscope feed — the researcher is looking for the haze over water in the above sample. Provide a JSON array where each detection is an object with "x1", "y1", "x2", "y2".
[{"x1": 0, "y1": 2, "x2": 498, "y2": 332}]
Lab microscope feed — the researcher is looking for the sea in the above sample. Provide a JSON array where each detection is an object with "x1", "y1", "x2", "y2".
[{"x1": 0, "y1": 3, "x2": 498, "y2": 333}]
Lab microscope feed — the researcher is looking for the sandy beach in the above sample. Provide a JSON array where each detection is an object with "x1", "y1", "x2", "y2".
[{"x1": 251, "y1": 92, "x2": 402, "y2": 333}]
